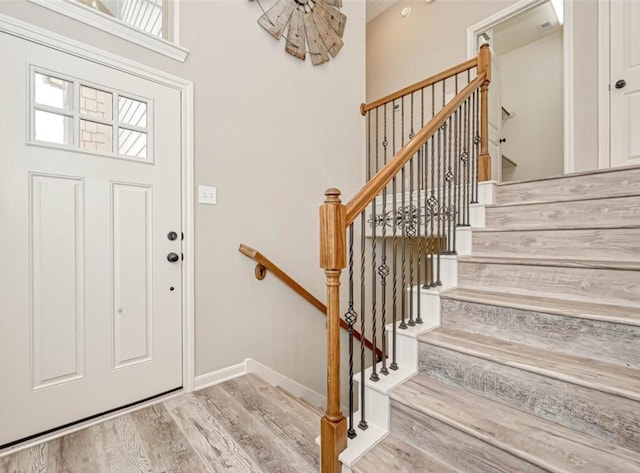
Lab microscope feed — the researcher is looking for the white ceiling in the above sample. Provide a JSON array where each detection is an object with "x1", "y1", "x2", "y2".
[
  {"x1": 366, "y1": 0, "x2": 400, "y2": 23},
  {"x1": 493, "y1": 2, "x2": 562, "y2": 56}
]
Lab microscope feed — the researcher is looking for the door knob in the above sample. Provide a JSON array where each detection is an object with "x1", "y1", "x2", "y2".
[
  {"x1": 167, "y1": 231, "x2": 178, "y2": 241},
  {"x1": 615, "y1": 79, "x2": 627, "y2": 89},
  {"x1": 167, "y1": 252, "x2": 180, "y2": 263}
]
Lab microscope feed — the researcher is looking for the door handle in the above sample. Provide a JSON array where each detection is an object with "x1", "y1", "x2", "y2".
[
  {"x1": 615, "y1": 79, "x2": 627, "y2": 89},
  {"x1": 167, "y1": 252, "x2": 181, "y2": 263}
]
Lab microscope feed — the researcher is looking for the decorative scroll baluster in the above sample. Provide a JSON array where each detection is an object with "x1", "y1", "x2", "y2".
[
  {"x1": 436, "y1": 124, "x2": 443, "y2": 286},
  {"x1": 400, "y1": 96, "x2": 407, "y2": 330},
  {"x1": 407, "y1": 94, "x2": 415, "y2": 327},
  {"x1": 472, "y1": 90, "x2": 480, "y2": 204},
  {"x1": 380, "y1": 104, "x2": 389, "y2": 376},
  {"x1": 358, "y1": 211, "x2": 368, "y2": 431},
  {"x1": 391, "y1": 100, "x2": 399, "y2": 369},
  {"x1": 345, "y1": 223, "x2": 357, "y2": 439},
  {"x1": 370, "y1": 109, "x2": 379, "y2": 383}
]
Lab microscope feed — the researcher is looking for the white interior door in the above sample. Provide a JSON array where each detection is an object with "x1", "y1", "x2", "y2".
[
  {"x1": 0, "y1": 32, "x2": 183, "y2": 447},
  {"x1": 610, "y1": 0, "x2": 640, "y2": 168}
]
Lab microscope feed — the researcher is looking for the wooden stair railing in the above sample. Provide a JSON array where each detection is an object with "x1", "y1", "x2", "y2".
[
  {"x1": 238, "y1": 244, "x2": 383, "y2": 361},
  {"x1": 320, "y1": 45, "x2": 492, "y2": 473}
]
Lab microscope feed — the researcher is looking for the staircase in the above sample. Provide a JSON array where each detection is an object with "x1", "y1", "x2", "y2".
[{"x1": 351, "y1": 165, "x2": 640, "y2": 472}]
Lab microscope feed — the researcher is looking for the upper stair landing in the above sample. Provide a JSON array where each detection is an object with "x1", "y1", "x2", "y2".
[{"x1": 495, "y1": 164, "x2": 640, "y2": 205}]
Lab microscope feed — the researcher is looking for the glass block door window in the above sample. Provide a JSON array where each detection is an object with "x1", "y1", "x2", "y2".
[{"x1": 31, "y1": 67, "x2": 152, "y2": 162}]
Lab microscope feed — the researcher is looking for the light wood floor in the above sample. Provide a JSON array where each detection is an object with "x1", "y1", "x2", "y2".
[{"x1": 0, "y1": 374, "x2": 321, "y2": 473}]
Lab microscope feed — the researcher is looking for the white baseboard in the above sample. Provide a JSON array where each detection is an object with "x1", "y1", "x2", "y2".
[
  {"x1": 194, "y1": 361, "x2": 248, "y2": 390},
  {"x1": 194, "y1": 358, "x2": 326, "y2": 410},
  {"x1": 246, "y1": 358, "x2": 326, "y2": 409}
]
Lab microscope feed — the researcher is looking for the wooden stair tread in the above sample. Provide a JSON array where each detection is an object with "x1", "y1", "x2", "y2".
[
  {"x1": 441, "y1": 288, "x2": 640, "y2": 326},
  {"x1": 391, "y1": 375, "x2": 640, "y2": 473},
  {"x1": 457, "y1": 255, "x2": 640, "y2": 271},
  {"x1": 418, "y1": 327, "x2": 640, "y2": 402},
  {"x1": 496, "y1": 163, "x2": 640, "y2": 187},
  {"x1": 352, "y1": 433, "x2": 459, "y2": 473},
  {"x1": 487, "y1": 192, "x2": 640, "y2": 209},
  {"x1": 473, "y1": 224, "x2": 640, "y2": 232}
]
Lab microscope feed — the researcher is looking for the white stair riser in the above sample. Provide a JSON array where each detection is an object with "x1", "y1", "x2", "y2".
[
  {"x1": 473, "y1": 227, "x2": 640, "y2": 261},
  {"x1": 486, "y1": 195, "x2": 640, "y2": 229},
  {"x1": 458, "y1": 261, "x2": 640, "y2": 307},
  {"x1": 496, "y1": 167, "x2": 640, "y2": 204},
  {"x1": 470, "y1": 203, "x2": 486, "y2": 228}
]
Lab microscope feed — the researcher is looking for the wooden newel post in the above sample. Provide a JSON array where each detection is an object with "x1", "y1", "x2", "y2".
[
  {"x1": 319, "y1": 188, "x2": 348, "y2": 473},
  {"x1": 478, "y1": 43, "x2": 492, "y2": 182}
]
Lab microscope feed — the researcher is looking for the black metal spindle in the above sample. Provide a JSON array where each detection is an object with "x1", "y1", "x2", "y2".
[
  {"x1": 436, "y1": 124, "x2": 442, "y2": 286},
  {"x1": 400, "y1": 96, "x2": 407, "y2": 330},
  {"x1": 407, "y1": 94, "x2": 415, "y2": 327},
  {"x1": 345, "y1": 223, "x2": 357, "y2": 439},
  {"x1": 390, "y1": 98, "x2": 399, "y2": 369},
  {"x1": 370, "y1": 109, "x2": 379, "y2": 383},
  {"x1": 472, "y1": 90, "x2": 480, "y2": 204},
  {"x1": 380, "y1": 105, "x2": 389, "y2": 376},
  {"x1": 358, "y1": 211, "x2": 368, "y2": 430}
]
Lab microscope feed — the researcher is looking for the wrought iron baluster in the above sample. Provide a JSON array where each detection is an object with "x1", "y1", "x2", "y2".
[
  {"x1": 436, "y1": 124, "x2": 442, "y2": 286},
  {"x1": 358, "y1": 211, "x2": 368, "y2": 431},
  {"x1": 400, "y1": 96, "x2": 407, "y2": 330},
  {"x1": 407, "y1": 93, "x2": 415, "y2": 327},
  {"x1": 472, "y1": 90, "x2": 480, "y2": 204},
  {"x1": 391, "y1": 99, "x2": 399, "y2": 369},
  {"x1": 345, "y1": 223, "x2": 357, "y2": 439},
  {"x1": 370, "y1": 108, "x2": 379, "y2": 383},
  {"x1": 380, "y1": 104, "x2": 389, "y2": 376}
]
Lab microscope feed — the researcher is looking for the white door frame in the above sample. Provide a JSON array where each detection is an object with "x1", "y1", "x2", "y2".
[
  {"x1": 466, "y1": 0, "x2": 575, "y2": 175},
  {"x1": 0, "y1": 14, "x2": 196, "y2": 392},
  {"x1": 598, "y1": 0, "x2": 610, "y2": 169}
]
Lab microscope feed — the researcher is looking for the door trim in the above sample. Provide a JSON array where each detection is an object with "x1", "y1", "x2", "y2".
[
  {"x1": 598, "y1": 0, "x2": 610, "y2": 169},
  {"x1": 0, "y1": 13, "x2": 196, "y2": 392},
  {"x1": 466, "y1": 0, "x2": 575, "y2": 175}
]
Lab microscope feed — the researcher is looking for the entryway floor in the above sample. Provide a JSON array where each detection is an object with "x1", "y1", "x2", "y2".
[{"x1": 0, "y1": 374, "x2": 320, "y2": 472}]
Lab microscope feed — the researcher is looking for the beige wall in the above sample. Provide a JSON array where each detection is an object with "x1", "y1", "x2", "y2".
[
  {"x1": 0, "y1": 0, "x2": 366, "y2": 395},
  {"x1": 501, "y1": 30, "x2": 564, "y2": 181},
  {"x1": 367, "y1": 0, "x2": 600, "y2": 174}
]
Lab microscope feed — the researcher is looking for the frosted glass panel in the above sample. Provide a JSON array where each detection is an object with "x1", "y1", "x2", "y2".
[
  {"x1": 119, "y1": 97, "x2": 148, "y2": 128},
  {"x1": 35, "y1": 110, "x2": 73, "y2": 145},
  {"x1": 119, "y1": 129, "x2": 147, "y2": 158},
  {"x1": 35, "y1": 73, "x2": 73, "y2": 111}
]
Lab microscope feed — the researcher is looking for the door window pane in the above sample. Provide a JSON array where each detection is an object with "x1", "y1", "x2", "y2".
[
  {"x1": 119, "y1": 129, "x2": 147, "y2": 158},
  {"x1": 35, "y1": 110, "x2": 73, "y2": 145},
  {"x1": 80, "y1": 120, "x2": 113, "y2": 152},
  {"x1": 80, "y1": 86, "x2": 113, "y2": 120},
  {"x1": 118, "y1": 97, "x2": 148, "y2": 128},
  {"x1": 34, "y1": 73, "x2": 73, "y2": 111}
]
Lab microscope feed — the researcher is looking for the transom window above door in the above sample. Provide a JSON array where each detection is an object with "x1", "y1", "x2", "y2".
[
  {"x1": 27, "y1": 0, "x2": 189, "y2": 61},
  {"x1": 31, "y1": 68, "x2": 153, "y2": 162}
]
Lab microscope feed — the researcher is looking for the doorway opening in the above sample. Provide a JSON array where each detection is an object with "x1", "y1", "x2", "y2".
[{"x1": 469, "y1": 0, "x2": 566, "y2": 183}]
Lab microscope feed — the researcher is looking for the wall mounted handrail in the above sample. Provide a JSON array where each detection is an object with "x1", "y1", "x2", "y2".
[
  {"x1": 360, "y1": 57, "x2": 478, "y2": 115},
  {"x1": 238, "y1": 244, "x2": 383, "y2": 360},
  {"x1": 347, "y1": 74, "x2": 485, "y2": 225}
]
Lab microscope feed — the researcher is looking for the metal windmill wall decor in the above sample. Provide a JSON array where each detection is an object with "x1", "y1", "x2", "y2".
[{"x1": 252, "y1": 0, "x2": 346, "y2": 66}]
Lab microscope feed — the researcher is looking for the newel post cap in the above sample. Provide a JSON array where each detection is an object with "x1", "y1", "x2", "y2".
[{"x1": 324, "y1": 188, "x2": 342, "y2": 203}]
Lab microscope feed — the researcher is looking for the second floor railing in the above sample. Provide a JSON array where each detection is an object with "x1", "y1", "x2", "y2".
[{"x1": 319, "y1": 45, "x2": 492, "y2": 473}]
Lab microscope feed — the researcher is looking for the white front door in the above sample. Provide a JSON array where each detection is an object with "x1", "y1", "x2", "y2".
[
  {"x1": 610, "y1": 0, "x2": 640, "y2": 168},
  {"x1": 0, "y1": 32, "x2": 183, "y2": 447}
]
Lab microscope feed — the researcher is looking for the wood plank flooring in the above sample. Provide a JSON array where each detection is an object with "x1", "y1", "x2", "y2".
[{"x1": 0, "y1": 374, "x2": 320, "y2": 473}]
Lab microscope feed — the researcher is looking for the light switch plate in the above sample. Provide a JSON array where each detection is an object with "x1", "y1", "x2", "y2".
[{"x1": 199, "y1": 185, "x2": 217, "y2": 204}]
